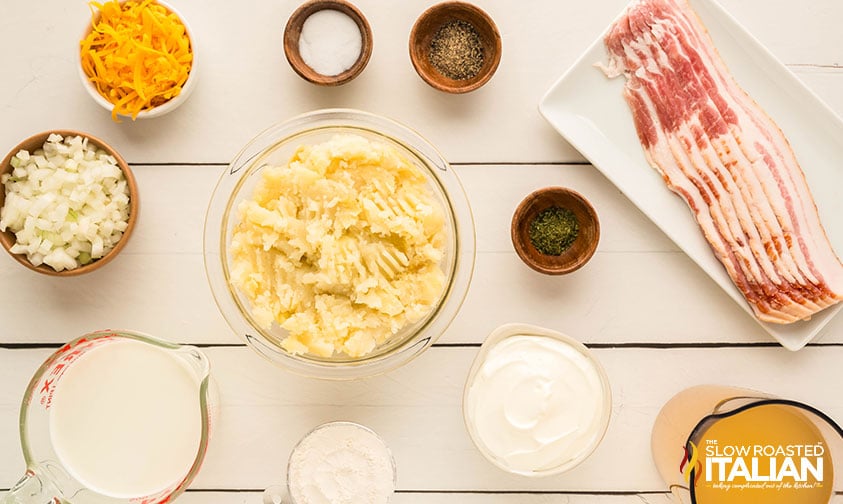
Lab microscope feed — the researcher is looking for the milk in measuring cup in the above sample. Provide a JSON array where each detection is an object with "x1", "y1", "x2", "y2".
[{"x1": 48, "y1": 338, "x2": 203, "y2": 498}]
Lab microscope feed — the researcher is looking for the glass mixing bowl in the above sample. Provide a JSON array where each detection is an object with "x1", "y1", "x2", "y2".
[{"x1": 204, "y1": 109, "x2": 475, "y2": 379}]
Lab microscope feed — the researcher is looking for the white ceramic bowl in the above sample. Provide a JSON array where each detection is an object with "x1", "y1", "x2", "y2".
[{"x1": 77, "y1": 0, "x2": 198, "y2": 119}]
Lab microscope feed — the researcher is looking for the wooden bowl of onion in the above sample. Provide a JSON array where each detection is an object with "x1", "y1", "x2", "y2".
[
  {"x1": 0, "y1": 131, "x2": 138, "y2": 276},
  {"x1": 511, "y1": 187, "x2": 600, "y2": 275}
]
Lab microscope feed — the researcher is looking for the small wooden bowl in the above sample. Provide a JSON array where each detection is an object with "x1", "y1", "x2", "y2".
[
  {"x1": 409, "y1": 1, "x2": 501, "y2": 94},
  {"x1": 511, "y1": 187, "x2": 600, "y2": 275},
  {"x1": 283, "y1": 0, "x2": 373, "y2": 86},
  {"x1": 0, "y1": 130, "x2": 139, "y2": 276}
]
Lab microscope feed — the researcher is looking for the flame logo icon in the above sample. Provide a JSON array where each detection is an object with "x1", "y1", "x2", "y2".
[{"x1": 680, "y1": 442, "x2": 702, "y2": 484}]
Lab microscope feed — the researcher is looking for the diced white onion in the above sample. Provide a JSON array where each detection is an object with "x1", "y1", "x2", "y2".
[{"x1": 0, "y1": 134, "x2": 131, "y2": 272}]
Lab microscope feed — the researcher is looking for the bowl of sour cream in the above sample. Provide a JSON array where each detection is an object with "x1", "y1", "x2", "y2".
[{"x1": 462, "y1": 323, "x2": 612, "y2": 476}]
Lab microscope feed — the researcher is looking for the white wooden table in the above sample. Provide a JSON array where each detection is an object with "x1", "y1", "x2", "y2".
[{"x1": 2, "y1": 0, "x2": 842, "y2": 502}]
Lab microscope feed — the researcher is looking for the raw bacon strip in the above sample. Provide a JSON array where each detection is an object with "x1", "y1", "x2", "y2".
[
  {"x1": 608, "y1": 23, "x2": 809, "y2": 321},
  {"x1": 602, "y1": 0, "x2": 843, "y2": 323},
  {"x1": 624, "y1": 14, "x2": 829, "y2": 315},
  {"x1": 612, "y1": 1, "x2": 836, "y2": 320},
  {"x1": 646, "y1": 2, "x2": 831, "y2": 297}
]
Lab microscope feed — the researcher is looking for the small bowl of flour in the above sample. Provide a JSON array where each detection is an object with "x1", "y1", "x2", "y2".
[{"x1": 266, "y1": 421, "x2": 396, "y2": 504}]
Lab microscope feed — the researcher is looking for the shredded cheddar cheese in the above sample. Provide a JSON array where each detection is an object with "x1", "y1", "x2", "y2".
[{"x1": 80, "y1": 0, "x2": 193, "y2": 121}]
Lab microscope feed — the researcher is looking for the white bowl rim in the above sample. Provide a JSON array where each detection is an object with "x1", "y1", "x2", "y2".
[
  {"x1": 285, "y1": 421, "x2": 397, "y2": 498},
  {"x1": 462, "y1": 322, "x2": 613, "y2": 477},
  {"x1": 77, "y1": 0, "x2": 198, "y2": 119}
]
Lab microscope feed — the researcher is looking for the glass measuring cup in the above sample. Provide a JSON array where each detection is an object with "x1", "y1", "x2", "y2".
[
  {"x1": 1, "y1": 330, "x2": 214, "y2": 504},
  {"x1": 652, "y1": 385, "x2": 843, "y2": 504}
]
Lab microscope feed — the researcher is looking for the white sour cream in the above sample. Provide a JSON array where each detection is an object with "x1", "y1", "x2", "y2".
[{"x1": 464, "y1": 333, "x2": 609, "y2": 474}]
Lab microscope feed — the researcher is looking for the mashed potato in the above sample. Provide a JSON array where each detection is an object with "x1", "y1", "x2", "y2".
[{"x1": 230, "y1": 134, "x2": 447, "y2": 358}]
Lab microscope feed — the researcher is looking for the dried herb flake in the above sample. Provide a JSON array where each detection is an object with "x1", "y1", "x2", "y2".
[{"x1": 528, "y1": 206, "x2": 579, "y2": 256}]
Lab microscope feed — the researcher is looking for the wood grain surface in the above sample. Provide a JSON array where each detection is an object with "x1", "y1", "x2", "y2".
[{"x1": 1, "y1": 0, "x2": 842, "y2": 502}]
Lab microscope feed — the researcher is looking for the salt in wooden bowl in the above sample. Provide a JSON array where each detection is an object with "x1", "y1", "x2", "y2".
[
  {"x1": 511, "y1": 187, "x2": 600, "y2": 275},
  {"x1": 409, "y1": 1, "x2": 502, "y2": 94},
  {"x1": 283, "y1": 0, "x2": 373, "y2": 86},
  {"x1": 0, "y1": 130, "x2": 138, "y2": 276}
]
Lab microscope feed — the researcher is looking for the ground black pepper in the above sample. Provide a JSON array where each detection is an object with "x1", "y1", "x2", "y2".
[
  {"x1": 528, "y1": 206, "x2": 580, "y2": 256},
  {"x1": 428, "y1": 20, "x2": 484, "y2": 80}
]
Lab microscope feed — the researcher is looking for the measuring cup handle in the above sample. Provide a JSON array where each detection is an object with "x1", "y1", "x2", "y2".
[{"x1": 0, "y1": 471, "x2": 60, "y2": 504}]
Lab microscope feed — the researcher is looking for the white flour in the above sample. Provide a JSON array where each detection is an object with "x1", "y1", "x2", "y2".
[{"x1": 287, "y1": 422, "x2": 395, "y2": 504}]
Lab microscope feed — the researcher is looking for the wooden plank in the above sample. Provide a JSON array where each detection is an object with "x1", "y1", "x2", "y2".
[
  {"x1": 175, "y1": 491, "x2": 842, "y2": 503},
  {"x1": 3, "y1": 237, "x2": 842, "y2": 345},
  {"x1": 176, "y1": 491, "x2": 676, "y2": 504},
  {"x1": 0, "y1": 1, "x2": 840, "y2": 164},
  {"x1": 80, "y1": 163, "x2": 679, "y2": 256},
  {"x1": 8, "y1": 162, "x2": 838, "y2": 346},
  {"x1": 2, "y1": 162, "x2": 834, "y2": 349},
  {"x1": 0, "y1": 1, "x2": 841, "y2": 503},
  {"x1": 2, "y1": 347, "x2": 841, "y2": 491},
  {"x1": 4, "y1": 248, "x2": 828, "y2": 345}
]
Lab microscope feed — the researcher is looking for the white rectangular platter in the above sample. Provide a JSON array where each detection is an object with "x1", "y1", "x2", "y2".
[{"x1": 539, "y1": 0, "x2": 843, "y2": 350}]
